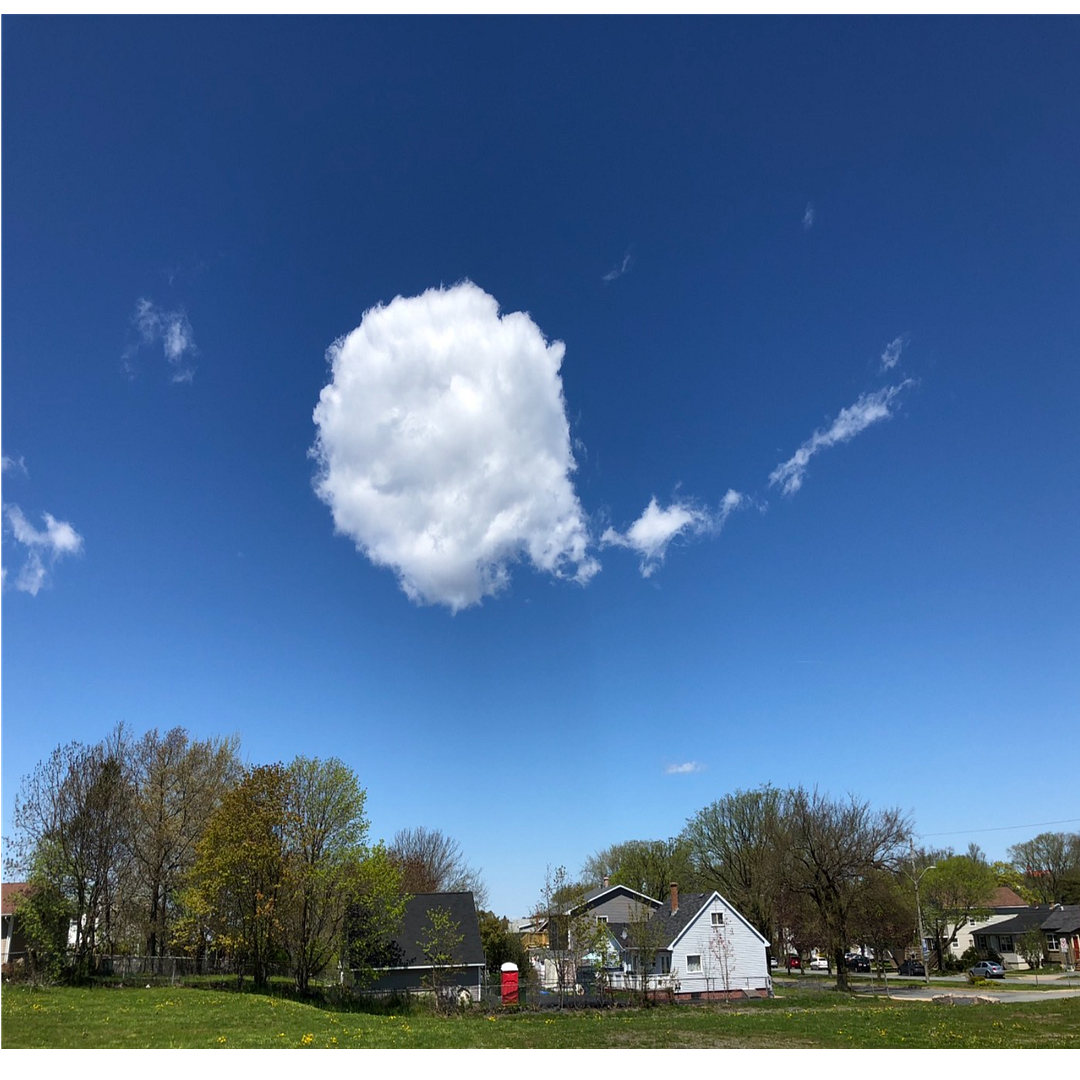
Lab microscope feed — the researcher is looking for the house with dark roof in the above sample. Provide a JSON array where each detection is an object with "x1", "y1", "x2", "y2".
[
  {"x1": 971, "y1": 905, "x2": 1052, "y2": 967},
  {"x1": 364, "y1": 892, "x2": 486, "y2": 1001},
  {"x1": 537, "y1": 881, "x2": 772, "y2": 1000},
  {"x1": 949, "y1": 886, "x2": 1033, "y2": 961},
  {"x1": 1041, "y1": 905, "x2": 1080, "y2": 968}
]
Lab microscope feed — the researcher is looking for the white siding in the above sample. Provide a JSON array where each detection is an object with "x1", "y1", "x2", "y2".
[{"x1": 668, "y1": 894, "x2": 771, "y2": 997}]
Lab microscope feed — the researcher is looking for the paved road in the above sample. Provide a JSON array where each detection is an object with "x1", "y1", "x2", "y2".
[{"x1": 776, "y1": 970, "x2": 1080, "y2": 1004}]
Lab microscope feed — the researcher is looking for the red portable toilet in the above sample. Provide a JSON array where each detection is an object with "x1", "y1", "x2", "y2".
[{"x1": 500, "y1": 961, "x2": 519, "y2": 1004}]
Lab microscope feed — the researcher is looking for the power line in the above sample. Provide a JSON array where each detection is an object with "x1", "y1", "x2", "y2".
[{"x1": 917, "y1": 817, "x2": 1080, "y2": 839}]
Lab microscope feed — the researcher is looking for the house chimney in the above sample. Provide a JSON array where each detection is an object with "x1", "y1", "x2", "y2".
[
  {"x1": 670, "y1": 882, "x2": 679, "y2": 914},
  {"x1": 603, "y1": 876, "x2": 609, "y2": 889}
]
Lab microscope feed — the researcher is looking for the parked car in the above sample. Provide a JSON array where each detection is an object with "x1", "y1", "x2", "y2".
[
  {"x1": 770, "y1": 956, "x2": 778, "y2": 969},
  {"x1": 785, "y1": 955, "x2": 802, "y2": 972},
  {"x1": 810, "y1": 956, "x2": 829, "y2": 971},
  {"x1": 897, "y1": 960, "x2": 925, "y2": 976},
  {"x1": 846, "y1": 954, "x2": 871, "y2": 973},
  {"x1": 969, "y1": 961, "x2": 1005, "y2": 980}
]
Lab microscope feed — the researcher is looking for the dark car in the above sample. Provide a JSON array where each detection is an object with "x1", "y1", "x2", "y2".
[
  {"x1": 898, "y1": 960, "x2": 925, "y2": 976},
  {"x1": 846, "y1": 954, "x2": 871, "y2": 972},
  {"x1": 785, "y1": 955, "x2": 802, "y2": 972}
]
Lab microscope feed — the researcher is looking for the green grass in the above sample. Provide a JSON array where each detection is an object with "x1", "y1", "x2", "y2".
[{"x1": 3, "y1": 984, "x2": 1079, "y2": 1048}]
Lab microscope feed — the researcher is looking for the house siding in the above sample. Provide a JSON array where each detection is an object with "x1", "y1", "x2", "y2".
[{"x1": 668, "y1": 895, "x2": 771, "y2": 999}]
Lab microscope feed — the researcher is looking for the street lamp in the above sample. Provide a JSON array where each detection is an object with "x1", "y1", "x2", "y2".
[{"x1": 905, "y1": 840, "x2": 936, "y2": 986}]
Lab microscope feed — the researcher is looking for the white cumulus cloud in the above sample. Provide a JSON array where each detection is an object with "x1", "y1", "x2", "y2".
[
  {"x1": 128, "y1": 298, "x2": 197, "y2": 382},
  {"x1": 311, "y1": 282, "x2": 599, "y2": 612},
  {"x1": 3, "y1": 504, "x2": 84, "y2": 596},
  {"x1": 602, "y1": 490, "x2": 744, "y2": 578},
  {"x1": 2, "y1": 454, "x2": 28, "y2": 476},
  {"x1": 665, "y1": 761, "x2": 704, "y2": 775},
  {"x1": 769, "y1": 381, "x2": 914, "y2": 497}
]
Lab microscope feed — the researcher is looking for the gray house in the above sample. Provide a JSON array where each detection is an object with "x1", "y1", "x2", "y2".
[{"x1": 365, "y1": 892, "x2": 486, "y2": 1001}]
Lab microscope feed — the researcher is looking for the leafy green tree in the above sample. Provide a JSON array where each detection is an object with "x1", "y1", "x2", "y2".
[
  {"x1": 922, "y1": 853, "x2": 998, "y2": 972},
  {"x1": 477, "y1": 909, "x2": 529, "y2": 975},
  {"x1": 990, "y1": 860, "x2": 1037, "y2": 904},
  {"x1": 345, "y1": 842, "x2": 409, "y2": 985},
  {"x1": 583, "y1": 837, "x2": 700, "y2": 900},
  {"x1": 179, "y1": 764, "x2": 289, "y2": 988},
  {"x1": 14, "y1": 841, "x2": 74, "y2": 984},
  {"x1": 280, "y1": 757, "x2": 371, "y2": 993},
  {"x1": 1018, "y1": 925, "x2": 1046, "y2": 972},
  {"x1": 685, "y1": 787, "x2": 787, "y2": 948},
  {"x1": 419, "y1": 905, "x2": 465, "y2": 1013}
]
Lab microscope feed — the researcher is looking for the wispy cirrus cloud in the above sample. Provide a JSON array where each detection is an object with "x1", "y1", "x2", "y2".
[
  {"x1": 3, "y1": 504, "x2": 84, "y2": 596},
  {"x1": 602, "y1": 249, "x2": 633, "y2": 282},
  {"x1": 769, "y1": 381, "x2": 914, "y2": 497},
  {"x1": 311, "y1": 281, "x2": 598, "y2": 612},
  {"x1": 125, "y1": 298, "x2": 197, "y2": 382},
  {"x1": 802, "y1": 202, "x2": 815, "y2": 230},
  {"x1": 665, "y1": 761, "x2": 704, "y2": 775},
  {"x1": 2, "y1": 453, "x2": 28, "y2": 476},
  {"x1": 880, "y1": 334, "x2": 907, "y2": 372},
  {"x1": 602, "y1": 489, "x2": 744, "y2": 578}
]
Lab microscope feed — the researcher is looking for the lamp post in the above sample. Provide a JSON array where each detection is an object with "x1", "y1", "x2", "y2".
[{"x1": 906, "y1": 840, "x2": 936, "y2": 986}]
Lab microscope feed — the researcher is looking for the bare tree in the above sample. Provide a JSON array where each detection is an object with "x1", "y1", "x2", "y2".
[
  {"x1": 128, "y1": 728, "x2": 239, "y2": 958},
  {"x1": 389, "y1": 827, "x2": 488, "y2": 908},
  {"x1": 784, "y1": 788, "x2": 910, "y2": 992},
  {"x1": 1008, "y1": 832, "x2": 1080, "y2": 905},
  {"x1": 9, "y1": 729, "x2": 133, "y2": 974}
]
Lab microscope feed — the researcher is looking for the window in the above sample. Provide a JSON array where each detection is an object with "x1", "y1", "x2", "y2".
[
  {"x1": 596, "y1": 915, "x2": 608, "y2": 924},
  {"x1": 976, "y1": 935, "x2": 987, "y2": 949},
  {"x1": 1047, "y1": 934, "x2": 1060, "y2": 951},
  {"x1": 998, "y1": 935, "x2": 1014, "y2": 953},
  {"x1": 660, "y1": 954, "x2": 671, "y2": 974},
  {"x1": 687, "y1": 955, "x2": 702, "y2": 973},
  {"x1": 711, "y1": 912, "x2": 724, "y2": 926}
]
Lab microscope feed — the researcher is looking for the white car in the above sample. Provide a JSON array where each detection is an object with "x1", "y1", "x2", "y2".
[{"x1": 809, "y1": 957, "x2": 829, "y2": 971}]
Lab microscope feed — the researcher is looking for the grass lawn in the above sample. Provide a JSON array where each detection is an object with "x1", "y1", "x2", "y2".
[{"x1": 3, "y1": 984, "x2": 1079, "y2": 1048}]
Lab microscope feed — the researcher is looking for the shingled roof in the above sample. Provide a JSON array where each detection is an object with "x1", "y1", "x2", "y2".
[{"x1": 379, "y1": 892, "x2": 485, "y2": 970}]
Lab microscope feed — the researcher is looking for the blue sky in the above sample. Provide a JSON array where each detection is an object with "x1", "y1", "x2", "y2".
[{"x1": 3, "y1": 17, "x2": 1078, "y2": 918}]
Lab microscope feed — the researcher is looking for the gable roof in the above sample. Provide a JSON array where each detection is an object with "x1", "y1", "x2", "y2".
[
  {"x1": 657, "y1": 891, "x2": 770, "y2": 950},
  {"x1": 1042, "y1": 905, "x2": 1080, "y2": 934},
  {"x1": 570, "y1": 883, "x2": 662, "y2": 915},
  {"x1": 989, "y1": 886, "x2": 1028, "y2": 909},
  {"x1": 378, "y1": 892, "x2": 485, "y2": 971},
  {"x1": 972, "y1": 905, "x2": 1052, "y2": 938}
]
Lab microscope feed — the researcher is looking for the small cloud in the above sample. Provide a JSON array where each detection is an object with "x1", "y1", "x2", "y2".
[
  {"x1": 126, "y1": 298, "x2": 197, "y2": 382},
  {"x1": 311, "y1": 281, "x2": 599, "y2": 612},
  {"x1": 665, "y1": 761, "x2": 704, "y2": 775},
  {"x1": 1, "y1": 454, "x2": 28, "y2": 476},
  {"x1": 769, "y1": 380, "x2": 914, "y2": 497},
  {"x1": 3, "y1": 504, "x2": 84, "y2": 596},
  {"x1": 880, "y1": 335, "x2": 907, "y2": 372},
  {"x1": 602, "y1": 250, "x2": 633, "y2": 282},
  {"x1": 602, "y1": 490, "x2": 744, "y2": 578},
  {"x1": 802, "y1": 202, "x2": 815, "y2": 230}
]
